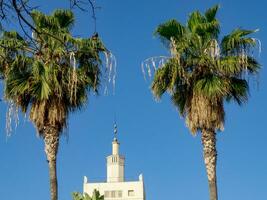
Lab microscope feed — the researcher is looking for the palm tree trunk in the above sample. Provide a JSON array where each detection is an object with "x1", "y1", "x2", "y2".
[
  {"x1": 201, "y1": 129, "x2": 218, "y2": 200},
  {"x1": 43, "y1": 126, "x2": 59, "y2": 200}
]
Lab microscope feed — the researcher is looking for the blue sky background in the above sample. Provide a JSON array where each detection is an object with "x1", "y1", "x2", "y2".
[{"x1": 0, "y1": 0, "x2": 267, "y2": 200}]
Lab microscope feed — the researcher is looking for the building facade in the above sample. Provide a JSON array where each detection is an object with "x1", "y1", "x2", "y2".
[{"x1": 83, "y1": 125, "x2": 145, "y2": 200}]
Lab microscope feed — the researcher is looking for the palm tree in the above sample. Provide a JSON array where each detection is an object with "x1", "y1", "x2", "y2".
[
  {"x1": 150, "y1": 5, "x2": 260, "y2": 200},
  {"x1": 0, "y1": 9, "x2": 107, "y2": 200},
  {"x1": 72, "y1": 190, "x2": 104, "y2": 200}
]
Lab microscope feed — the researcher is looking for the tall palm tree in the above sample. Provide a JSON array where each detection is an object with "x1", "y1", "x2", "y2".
[
  {"x1": 150, "y1": 5, "x2": 260, "y2": 200},
  {"x1": 0, "y1": 9, "x2": 107, "y2": 200}
]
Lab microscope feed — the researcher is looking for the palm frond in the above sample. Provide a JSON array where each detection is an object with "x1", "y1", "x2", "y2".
[
  {"x1": 151, "y1": 58, "x2": 187, "y2": 99},
  {"x1": 221, "y1": 28, "x2": 258, "y2": 55},
  {"x1": 187, "y1": 11, "x2": 205, "y2": 32},
  {"x1": 218, "y1": 56, "x2": 260, "y2": 76},
  {"x1": 205, "y1": 5, "x2": 220, "y2": 22},
  {"x1": 194, "y1": 75, "x2": 229, "y2": 97},
  {"x1": 155, "y1": 19, "x2": 186, "y2": 46},
  {"x1": 226, "y1": 78, "x2": 248, "y2": 105},
  {"x1": 171, "y1": 88, "x2": 187, "y2": 116},
  {"x1": 52, "y1": 9, "x2": 74, "y2": 30}
]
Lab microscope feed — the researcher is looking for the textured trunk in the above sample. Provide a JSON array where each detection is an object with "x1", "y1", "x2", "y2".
[
  {"x1": 201, "y1": 129, "x2": 218, "y2": 200},
  {"x1": 43, "y1": 126, "x2": 59, "y2": 200}
]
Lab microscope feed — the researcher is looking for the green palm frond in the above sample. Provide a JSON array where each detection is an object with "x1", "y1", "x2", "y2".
[
  {"x1": 31, "y1": 9, "x2": 74, "y2": 32},
  {"x1": 205, "y1": 4, "x2": 220, "y2": 22},
  {"x1": 194, "y1": 75, "x2": 229, "y2": 97},
  {"x1": 72, "y1": 190, "x2": 103, "y2": 200},
  {"x1": 155, "y1": 19, "x2": 186, "y2": 41},
  {"x1": 221, "y1": 28, "x2": 258, "y2": 55},
  {"x1": 226, "y1": 78, "x2": 248, "y2": 105},
  {"x1": 245, "y1": 56, "x2": 260, "y2": 73},
  {"x1": 72, "y1": 192, "x2": 84, "y2": 200},
  {"x1": 171, "y1": 86, "x2": 188, "y2": 116},
  {"x1": 2, "y1": 31, "x2": 23, "y2": 40},
  {"x1": 31, "y1": 61, "x2": 51, "y2": 99},
  {"x1": 188, "y1": 6, "x2": 220, "y2": 39},
  {"x1": 152, "y1": 58, "x2": 187, "y2": 98},
  {"x1": 196, "y1": 19, "x2": 220, "y2": 38},
  {"x1": 52, "y1": 9, "x2": 74, "y2": 30},
  {"x1": 92, "y1": 190, "x2": 104, "y2": 200},
  {"x1": 218, "y1": 56, "x2": 260, "y2": 76},
  {"x1": 187, "y1": 11, "x2": 205, "y2": 32}
]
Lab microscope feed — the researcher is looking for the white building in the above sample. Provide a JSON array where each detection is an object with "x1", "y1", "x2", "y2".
[{"x1": 83, "y1": 124, "x2": 145, "y2": 200}]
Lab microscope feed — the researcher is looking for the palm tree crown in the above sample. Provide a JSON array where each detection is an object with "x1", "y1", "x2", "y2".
[
  {"x1": 152, "y1": 5, "x2": 259, "y2": 134},
  {"x1": 1, "y1": 9, "x2": 105, "y2": 134}
]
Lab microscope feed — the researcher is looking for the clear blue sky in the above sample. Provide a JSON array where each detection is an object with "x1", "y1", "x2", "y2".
[{"x1": 0, "y1": 0, "x2": 266, "y2": 200}]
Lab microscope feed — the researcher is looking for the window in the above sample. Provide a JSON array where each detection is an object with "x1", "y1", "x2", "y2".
[
  {"x1": 118, "y1": 191, "x2": 122, "y2": 198},
  {"x1": 128, "y1": 190, "x2": 134, "y2": 196},
  {"x1": 104, "y1": 190, "x2": 122, "y2": 198},
  {"x1": 104, "y1": 191, "x2": 110, "y2": 198},
  {"x1": 111, "y1": 191, "x2": 115, "y2": 198}
]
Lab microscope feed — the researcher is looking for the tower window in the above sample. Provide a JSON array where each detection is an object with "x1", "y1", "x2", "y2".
[
  {"x1": 128, "y1": 190, "x2": 134, "y2": 196},
  {"x1": 104, "y1": 191, "x2": 110, "y2": 198},
  {"x1": 105, "y1": 190, "x2": 122, "y2": 198}
]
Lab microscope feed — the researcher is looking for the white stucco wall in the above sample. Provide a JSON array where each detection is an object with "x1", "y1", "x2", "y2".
[{"x1": 83, "y1": 177, "x2": 145, "y2": 200}]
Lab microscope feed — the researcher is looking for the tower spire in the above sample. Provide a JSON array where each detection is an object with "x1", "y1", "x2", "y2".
[
  {"x1": 112, "y1": 122, "x2": 119, "y2": 155},
  {"x1": 114, "y1": 122, "x2": 118, "y2": 140}
]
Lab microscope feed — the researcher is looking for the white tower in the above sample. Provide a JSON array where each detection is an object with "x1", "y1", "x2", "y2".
[
  {"x1": 106, "y1": 125, "x2": 125, "y2": 182},
  {"x1": 83, "y1": 123, "x2": 145, "y2": 200}
]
